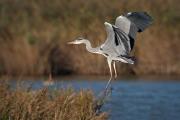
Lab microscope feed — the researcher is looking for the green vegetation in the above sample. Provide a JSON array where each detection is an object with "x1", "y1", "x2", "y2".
[
  {"x1": 0, "y1": 82, "x2": 108, "y2": 120},
  {"x1": 0, "y1": 0, "x2": 179, "y2": 76}
]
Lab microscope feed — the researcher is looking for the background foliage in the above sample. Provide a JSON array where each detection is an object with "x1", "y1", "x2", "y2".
[{"x1": 0, "y1": 0, "x2": 179, "y2": 76}]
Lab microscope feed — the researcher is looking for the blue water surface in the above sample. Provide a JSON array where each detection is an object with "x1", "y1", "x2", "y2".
[{"x1": 11, "y1": 77, "x2": 180, "y2": 120}]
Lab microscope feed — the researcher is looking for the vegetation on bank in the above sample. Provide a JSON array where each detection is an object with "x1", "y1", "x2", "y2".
[
  {"x1": 0, "y1": 0, "x2": 179, "y2": 76},
  {"x1": 0, "y1": 82, "x2": 108, "y2": 120}
]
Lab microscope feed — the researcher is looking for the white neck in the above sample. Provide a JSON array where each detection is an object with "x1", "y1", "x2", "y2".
[{"x1": 80, "y1": 39, "x2": 99, "y2": 54}]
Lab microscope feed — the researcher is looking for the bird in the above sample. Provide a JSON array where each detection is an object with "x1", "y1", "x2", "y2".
[{"x1": 68, "y1": 12, "x2": 153, "y2": 90}]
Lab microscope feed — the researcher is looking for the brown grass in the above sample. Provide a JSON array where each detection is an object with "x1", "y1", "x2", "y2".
[
  {"x1": 0, "y1": 0, "x2": 179, "y2": 76},
  {"x1": 0, "y1": 81, "x2": 108, "y2": 120}
]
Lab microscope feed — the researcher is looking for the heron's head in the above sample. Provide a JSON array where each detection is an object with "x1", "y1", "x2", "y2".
[
  {"x1": 68, "y1": 38, "x2": 85, "y2": 45},
  {"x1": 104, "y1": 22, "x2": 112, "y2": 31},
  {"x1": 104, "y1": 22, "x2": 111, "y2": 27}
]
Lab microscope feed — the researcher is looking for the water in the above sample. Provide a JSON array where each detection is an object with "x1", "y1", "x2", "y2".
[{"x1": 11, "y1": 77, "x2": 180, "y2": 120}]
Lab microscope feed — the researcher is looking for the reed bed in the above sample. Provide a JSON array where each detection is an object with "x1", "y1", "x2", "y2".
[
  {"x1": 0, "y1": 82, "x2": 108, "y2": 120},
  {"x1": 0, "y1": 0, "x2": 179, "y2": 76}
]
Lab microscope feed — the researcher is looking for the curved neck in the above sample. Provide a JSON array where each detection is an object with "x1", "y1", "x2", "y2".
[{"x1": 81, "y1": 40, "x2": 99, "y2": 53}]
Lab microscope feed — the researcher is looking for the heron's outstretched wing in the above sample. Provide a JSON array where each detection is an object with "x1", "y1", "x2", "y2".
[
  {"x1": 125, "y1": 12, "x2": 153, "y2": 32},
  {"x1": 101, "y1": 25, "x2": 131, "y2": 57},
  {"x1": 115, "y1": 12, "x2": 153, "y2": 49},
  {"x1": 112, "y1": 26, "x2": 131, "y2": 54}
]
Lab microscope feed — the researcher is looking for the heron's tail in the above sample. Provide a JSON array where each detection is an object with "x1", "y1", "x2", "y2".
[{"x1": 120, "y1": 55, "x2": 136, "y2": 64}]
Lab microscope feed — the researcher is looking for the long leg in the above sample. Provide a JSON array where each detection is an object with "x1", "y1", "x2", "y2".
[
  {"x1": 113, "y1": 61, "x2": 117, "y2": 79},
  {"x1": 95, "y1": 59, "x2": 112, "y2": 113},
  {"x1": 96, "y1": 58, "x2": 112, "y2": 112},
  {"x1": 105, "y1": 58, "x2": 112, "y2": 90}
]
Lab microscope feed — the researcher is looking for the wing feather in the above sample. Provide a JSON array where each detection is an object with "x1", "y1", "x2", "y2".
[
  {"x1": 115, "y1": 11, "x2": 153, "y2": 50},
  {"x1": 101, "y1": 24, "x2": 131, "y2": 57},
  {"x1": 125, "y1": 12, "x2": 153, "y2": 32},
  {"x1": 112, "y1": 26, "x2": 131, "y2": 53}
]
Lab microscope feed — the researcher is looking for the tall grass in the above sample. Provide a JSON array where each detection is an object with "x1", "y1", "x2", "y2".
[
  {"x1": 0, "y1": 0, "x2": 179, "y2": 76},
  {"x1": 0, "y1": 82, "x2": 108, "y2": 120}
]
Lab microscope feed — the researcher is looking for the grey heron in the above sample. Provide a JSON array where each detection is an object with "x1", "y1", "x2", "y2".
[{"x1": 68, "y1": 12, "x2": 153, "y2": 90}]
